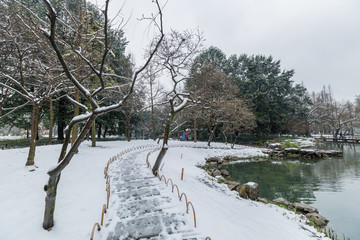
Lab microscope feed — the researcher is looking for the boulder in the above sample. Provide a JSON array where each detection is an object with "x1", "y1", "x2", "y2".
[
  {"x1": 306, "y1": 212, "x2": 329, "y2": 227},
  {"x1": 211, "y1": 169, "x2": 221, "y2": 177},
  {"x1": 221, "y1": 169, "x2": 230, "y2": 178},
  {"x1": 238, "y1": 182, "x2": 259, "y2": 200},
  {"x1": 273, "y1": 197, "x2": 291, "y2": 207},
  {"x1": 209, "y1": 162, "x2": 219, "y2": 167},
  {"x1": 268, "y1": 143, "x2": 282, "y2": 149},
  {"x1": 206, "y1": 157, "x2": 222, "y2": 164},
  {"x1": 292, "y1": 202, "x2": 318, "y2": 214},
  {"x1": 226, "y1": 181, "x2": 241, "y2": 191},
  {"x1": 257, "y1": 197, "x2": 269, "y2": 204},
  {"x1": 284, "y1": 148, "x2": 300, "y2": 154}
]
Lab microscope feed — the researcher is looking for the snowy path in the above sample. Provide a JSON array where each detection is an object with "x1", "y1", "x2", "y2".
[{"x1": 102, "y1": 148, "x2": 203, "y2": 240}]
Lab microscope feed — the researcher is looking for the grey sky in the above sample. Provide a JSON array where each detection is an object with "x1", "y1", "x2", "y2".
[{"x1": 92, "y1": 0, "x2": 360, "y2": 101}]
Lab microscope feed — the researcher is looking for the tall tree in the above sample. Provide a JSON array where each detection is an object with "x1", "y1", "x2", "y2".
[
  {"x1": 0, "y1": 2, "x2": 67, "y2": 165},
  {"x1": 151, "y1": 29, "x2": 203, "y2": 174},
  {"x1": 186, "y1": 64, "x2": 255, "y2": 146},
  {"x1": 34, "y1": 0, "x2": 164, "y2": 229}
]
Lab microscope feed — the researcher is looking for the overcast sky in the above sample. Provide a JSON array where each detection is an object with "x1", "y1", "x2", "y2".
[{"x1": 91, "y1": 0, "x2": 360, "y2": 101}]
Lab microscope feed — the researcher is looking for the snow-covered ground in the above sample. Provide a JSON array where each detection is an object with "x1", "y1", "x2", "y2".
[
  {"x1": 0, "y1": 135, "x2": 26, "y2": 140},
  {"x1": 0, "y1": 140, "x2": 329, "y2": 240}
]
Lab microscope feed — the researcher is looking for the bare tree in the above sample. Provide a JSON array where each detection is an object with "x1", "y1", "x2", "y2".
[
  {"x1": 0, "y1": 3, "x2": 67, "y2": 165},
  {"x1": 142, "y1": 63, "x2": 164, "y2": 140},
  {"x1": 121, "y1": 87, "x2": 145, "y2": 141},
  {"x1": 151, "y1": 29, "x2": 203, "y2": 174},
  {"x1": 35, "y1": 0, "x2": 164, "y2": 229},
  {"x1": 309, "y1": 86, "x2": 360, "y2": 136}
]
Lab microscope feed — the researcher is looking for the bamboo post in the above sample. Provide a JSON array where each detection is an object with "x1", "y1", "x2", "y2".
[
  {"x1": 172, "y1": 184, "x2": 181, "y2": 198},
  {"x1": 90, "y1": 223, "x2": 101, "y2": 240},
  {"x1": 187, "y1": 201, "x2": 197, "y2": 228},
  {"x1": 100, "y1": 204, "x2": 107, "y2": 226},
  {"x1": 106, "y1": 189, "x2": 110, "y2": 209},
  {"x1": 160, "y1": 175, "x2": 167, "y2": 183},
  {"x1": 166, "y1": 178, "x2": 174, "y2": 188},
  {"x1": 180, "y1": 192, "x2": 189, "y2": 205}
]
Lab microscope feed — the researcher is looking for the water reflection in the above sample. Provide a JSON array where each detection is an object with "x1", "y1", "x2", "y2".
[
  {"x1": 223, "y1": 143, "x2": 360, "y2": 204},
  {"x1": 222, "y1": 143, "x2": 360, "y2": 239}
]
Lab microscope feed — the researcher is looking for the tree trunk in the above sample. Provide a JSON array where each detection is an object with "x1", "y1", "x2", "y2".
[
  {"x1": 103, "y1": 126, "x2": 108, "y2": 138},
  {"x1": 207, "y1": 124, "x2": 218, "y2": 147},
  {"x1": 150, "y1": 80, "x2": 156, "y2": 141},
  {"x1": 152, "y1": 115, "x2": 173, "y2": 174},
  {"x1": 48, "y1": 96, "x2": 53, "y2": 145},
  {"x1": 97, "y1": 122, "x2": 102, "y2": 139},
  {"x1": 231, "y1": 134, "x2": 234, "y2": 149},
  {"x1": 223, "y1": 130, "x2": 227, "y2": 145},
  {"x1": 71, "y1": 90, "x2": 80, "y2": 145},
  {"x1": 42, "y1": 173, "x2": 60, "y2": 230},
  {"x1": 57, "y1": 97, "x2": 66, "y2": 141},
  {"x1": 91, "y1": 120, "x2": 96, "y2": 147},
  {"x1": 43, "y1": 114, "x2": 96, "y2": 230},
  {"x1": 125, "y1": 117, "x2": 131, "y2": 142},
  {"x1": 26, "y1": 103, "x2": 40, "y2": 166},
  {"x1": 193, "y1": 117, "x2": 197, "y2": 142}
]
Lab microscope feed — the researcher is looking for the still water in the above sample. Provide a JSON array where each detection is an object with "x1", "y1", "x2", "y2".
[{"x1": 222, "y1": 143, "x2": 360, "y2": 240}]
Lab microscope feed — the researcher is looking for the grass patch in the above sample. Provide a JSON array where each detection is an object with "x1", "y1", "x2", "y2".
[{"x1": 280, "y1": 140, "x2": 300, "y2": 150}]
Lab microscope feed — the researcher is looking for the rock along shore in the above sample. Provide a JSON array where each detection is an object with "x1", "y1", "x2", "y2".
[{"x1": 204, "y1": 156, "x2": 329, "y2": 228}]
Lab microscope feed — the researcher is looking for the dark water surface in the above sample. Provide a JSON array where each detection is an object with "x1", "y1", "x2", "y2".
[{"x1": 222, "y1": 143, "x2": 360, "y2": 240}]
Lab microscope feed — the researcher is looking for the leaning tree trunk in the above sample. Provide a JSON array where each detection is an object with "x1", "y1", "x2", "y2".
[
  {"x1": 43, "y1": 114, "x2": 96, "y2": 230},
  {"x1": 26, "y1": 103, "x2": 40, "y2": 166},
  {"x1": 223, "y1": 130, "x2": 228, "y2": 145},
  {"x1": 207, "y1": 124, "x2": 218, "y2": 147},
  {"x1": 152, "y1": 114, "x2": 173, "y2": 174}
]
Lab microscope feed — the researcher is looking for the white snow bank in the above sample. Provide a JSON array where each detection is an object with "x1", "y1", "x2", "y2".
[
  {"x1": 148, "y1": 143, "x2": 330, "y2": 240},
  {"x1": 0, "y1": 140, "x2": 155, "y2": 240}
]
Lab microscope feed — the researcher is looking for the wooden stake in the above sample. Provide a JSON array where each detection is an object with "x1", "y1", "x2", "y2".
[{"x1": 181, "y1": 168, "x2": 184, "y2": 181}]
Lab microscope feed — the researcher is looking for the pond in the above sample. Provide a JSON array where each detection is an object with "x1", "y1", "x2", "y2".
[{"x1": 222, "y1": 142, "x2": 360, "y2": 240}]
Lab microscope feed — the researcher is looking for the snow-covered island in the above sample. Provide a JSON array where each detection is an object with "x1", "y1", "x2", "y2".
[{"x1": 0, "y1": 140, "x2": 332, "y2": 240}]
